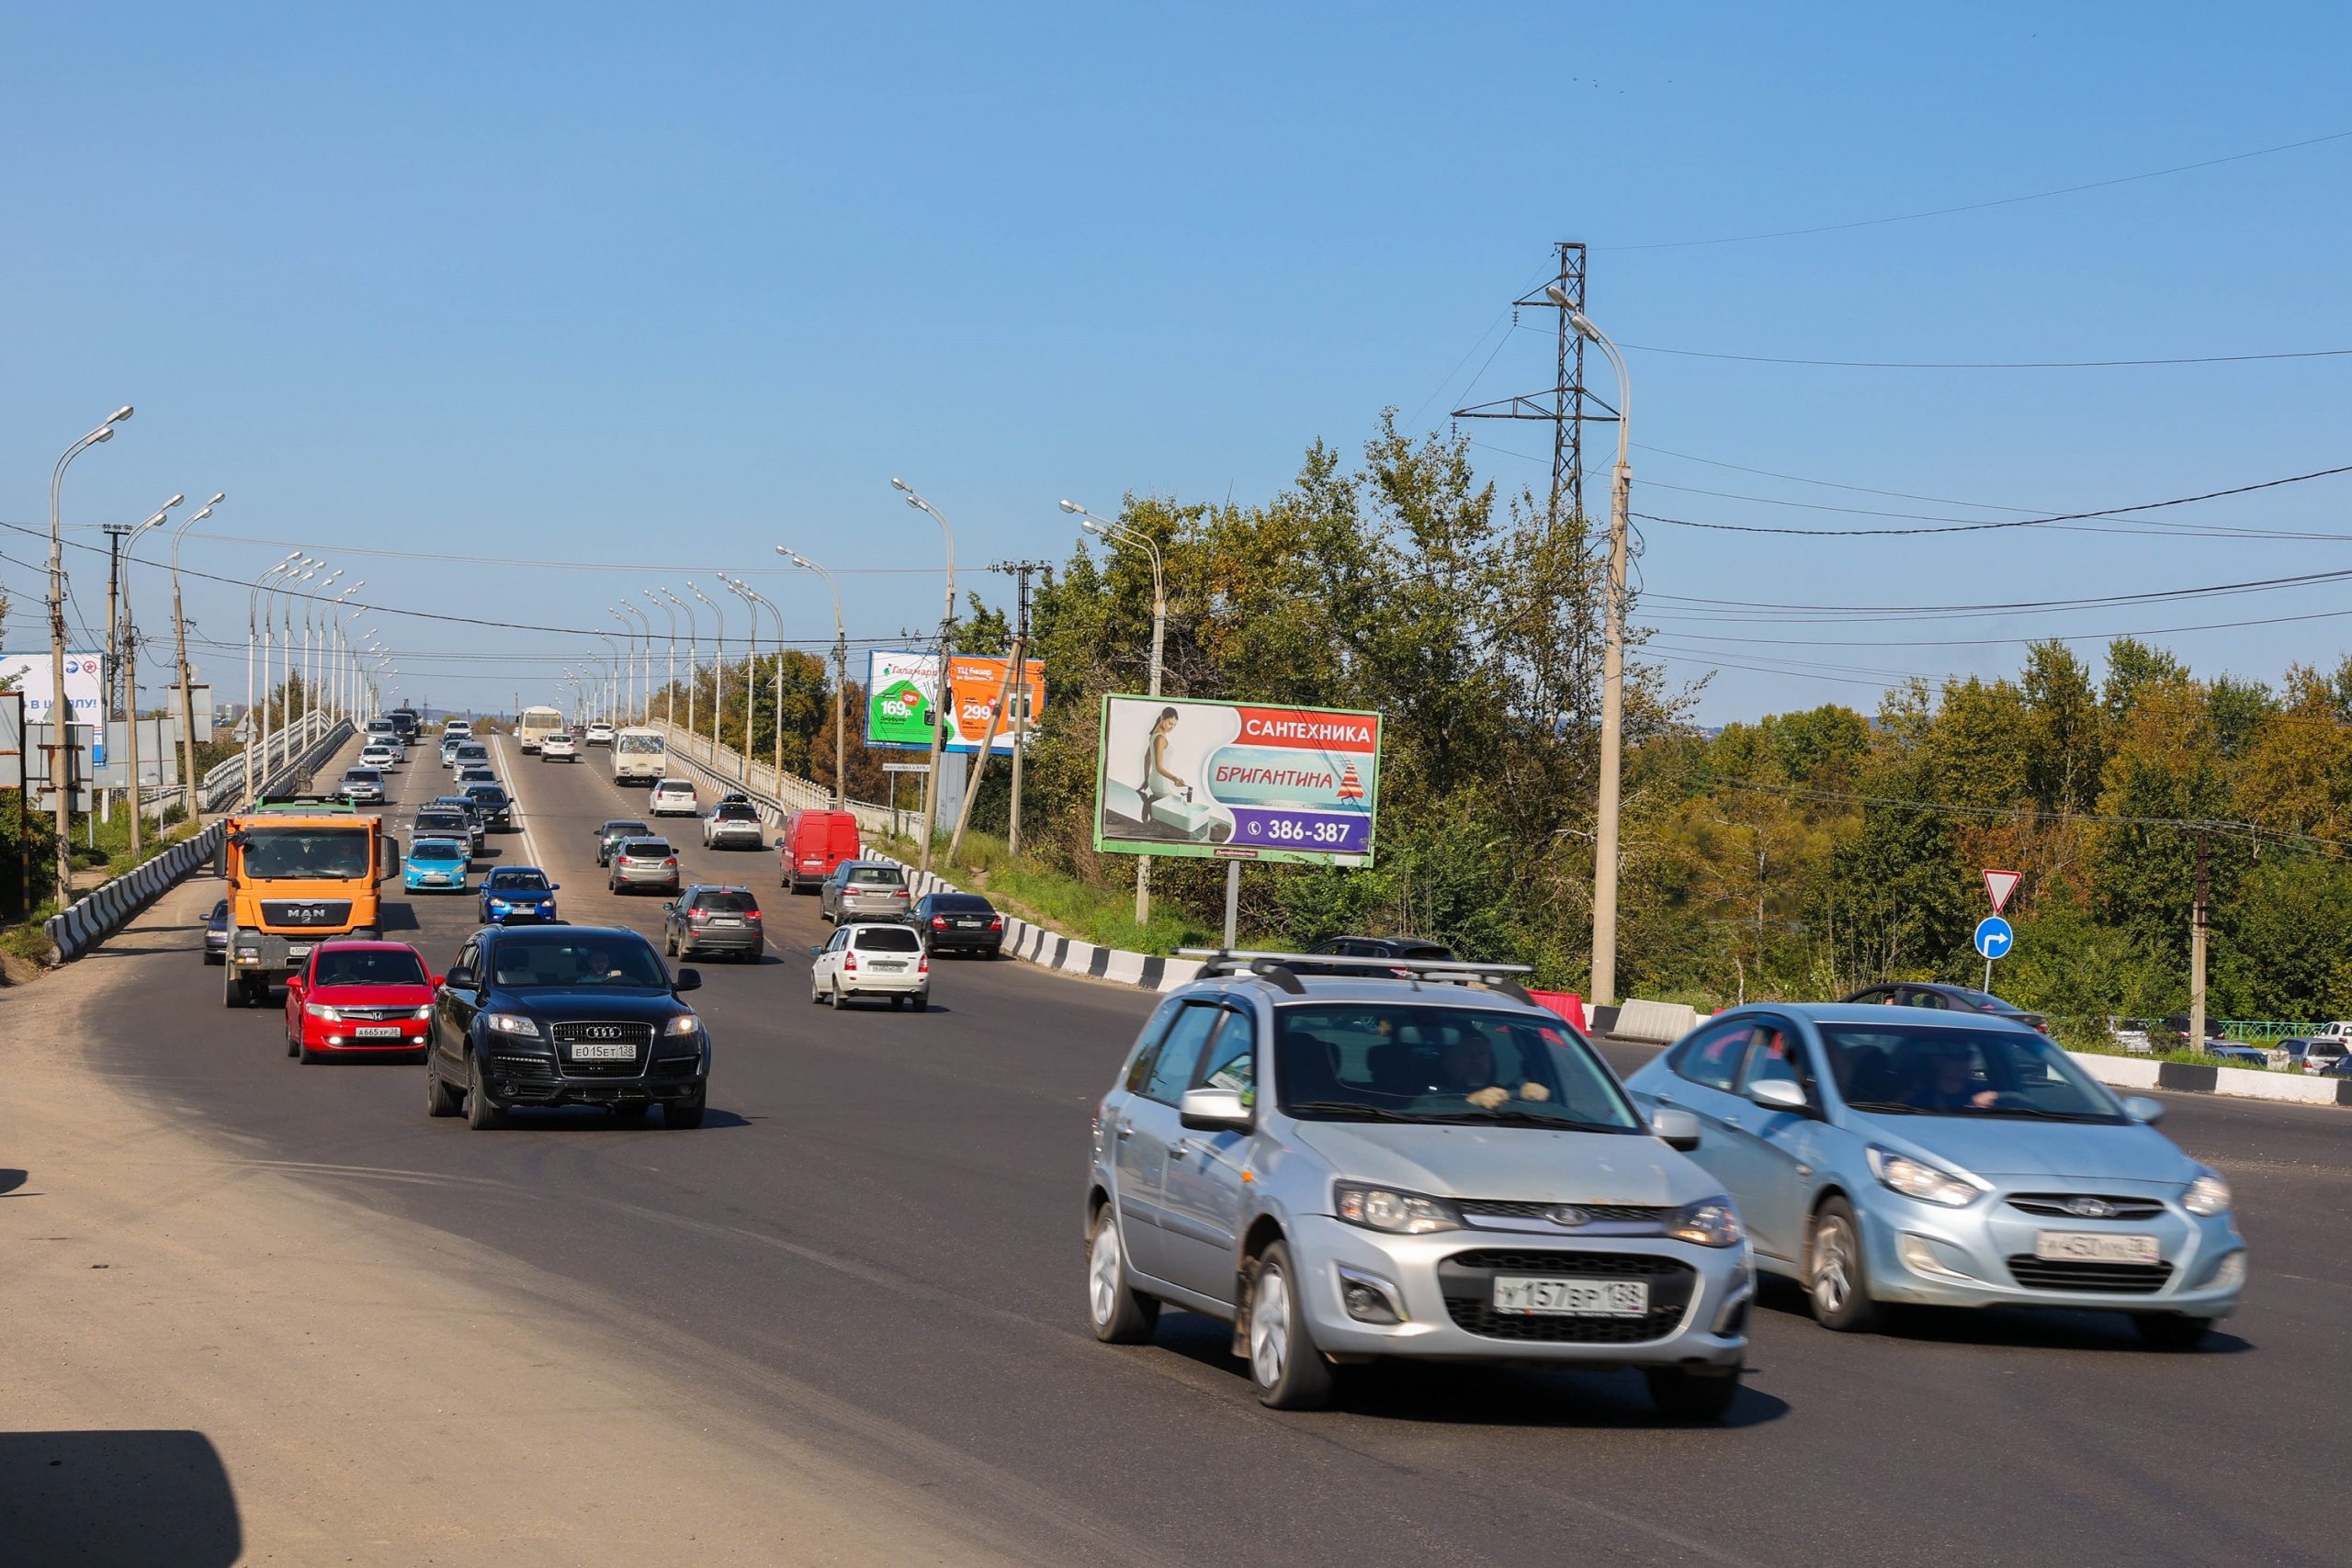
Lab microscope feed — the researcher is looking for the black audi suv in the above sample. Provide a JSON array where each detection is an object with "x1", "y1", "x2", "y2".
[{"x1": 424, "y1": 924, "x2": 709, "y2": 1129}]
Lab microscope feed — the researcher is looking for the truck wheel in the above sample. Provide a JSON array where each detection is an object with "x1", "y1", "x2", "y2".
[
  {"x1": 352, "y1": 927, "x2": 379, "y2": 942},
  {"x1": 225, "y1": 963, "x2": 244, "y2": 1008}
]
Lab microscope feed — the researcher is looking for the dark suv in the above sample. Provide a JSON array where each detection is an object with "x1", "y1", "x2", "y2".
[{"x1": 425, "y1": 925, "x2": 709, "y2": 1129}]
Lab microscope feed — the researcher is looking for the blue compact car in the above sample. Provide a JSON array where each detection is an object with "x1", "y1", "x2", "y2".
[
  {"x1": 1623, "y1": 1003, "x2": 2245, "y2": 1348},
  {"x1": 403, "y1": 837, "x2": 472, "y2": 894},
  {"x1": 478, "y1": 865, "x2": 560, "y2": 925}
]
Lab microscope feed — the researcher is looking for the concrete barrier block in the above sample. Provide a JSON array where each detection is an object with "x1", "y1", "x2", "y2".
[
  {"x1": 1612, "y1": 999, "x2": 1699, "y2": 1045},
  {"x1": 1102, "y1": 952, "x2": 1145, "y2": 987}
]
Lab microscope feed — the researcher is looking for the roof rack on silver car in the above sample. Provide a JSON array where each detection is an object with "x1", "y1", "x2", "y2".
[{"x1": 1176, "y1": 949, "x2": 1536, "y2": 1003}]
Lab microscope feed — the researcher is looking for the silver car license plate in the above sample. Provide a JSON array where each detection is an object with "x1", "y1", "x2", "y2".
[
  {"x1": 571, "y1": 1043, "x2": 636, "y2": 1061},
  {"x1": 1491, "y1": 1276, "x2": 1649, "y2": 1317},
  {"x1": 2034, "y1": 1231, "x2": 2159, "y2": 1265}
]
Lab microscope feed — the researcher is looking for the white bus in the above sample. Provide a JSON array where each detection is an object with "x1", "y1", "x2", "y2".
[
  {"x1": 613, "y1": 726, "x2": 667, "y2": 785},
  {"x1": 516, "y1": 705, "x2": 566, "y2": 753}
]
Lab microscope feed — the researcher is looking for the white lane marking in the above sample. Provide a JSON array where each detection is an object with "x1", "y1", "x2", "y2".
[{"x1": 492, "y1": 732, "x2": 548, "y2": 873}]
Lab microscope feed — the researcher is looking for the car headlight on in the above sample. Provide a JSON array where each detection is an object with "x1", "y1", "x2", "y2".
[
  {"x1": 488, "y1": 899, "x2": 509, "y2": 911},
  {"x1": 1667, "y1": 1196, "x2": 1745, "y2": 1247},
  {"x1": 2184, "y1": 1171, "x2": 2232, "y2": 1217},
  {"x1": 411, "y1": 1005, "x2": 433, "y2": 1021},
  {"x1": 483, "y1": 1012, "x2": 541, "y2": 1037},
  {"x1": 664, "y1": 1013, "x2": 701, "y2": 1037},
  {"x1": 1868, "y1": 1145, "x2": 1982, "y2": 1207},
  {"x1": 1332, "y1": 1182, "x2": 1464, "y2": 1235},
  {"x1": 303, "y1": 1002, "x2": 344, "y2": 1021}
]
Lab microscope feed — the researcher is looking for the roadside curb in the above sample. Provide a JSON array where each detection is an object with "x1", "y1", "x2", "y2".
[
  {"x1": 2068, "y1": 1048, "x2": 2352, "y2": 1108},
  {"x1": 868, "y1": 852, "x2": 1204, "y2": 993}
]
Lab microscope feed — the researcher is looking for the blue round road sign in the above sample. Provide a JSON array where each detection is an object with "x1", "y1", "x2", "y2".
[{"x1": 1973, "y1": 915, "x2": 2015, "y2": 962}]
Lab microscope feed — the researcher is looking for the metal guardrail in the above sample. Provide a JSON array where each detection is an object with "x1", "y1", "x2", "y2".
[{"x1": 198, "y1": 711, "x2": 348, "y2": 812}]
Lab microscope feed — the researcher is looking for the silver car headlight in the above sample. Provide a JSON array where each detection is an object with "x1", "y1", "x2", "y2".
[
  {"x1": 483, "y1": 1012, "x2": 541, "y2": 1037},
  {"x1": 1333, "y1": 1182, "x2": 1464, "y2": 1235},
  {"x1": 1667, "y1": 1196, "x2": 1745, "y2": 1247},
  {"x1": 1867, "y1": 1145, "x2": 1981, "y2": 1208},
  {"x1": 2183, "y1": 1171, "x2": 2232, "y2": 1217}
]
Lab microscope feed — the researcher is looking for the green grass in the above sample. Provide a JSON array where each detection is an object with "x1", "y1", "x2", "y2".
[{"x1": 870, "y1": 828, "x2": 1224, "y2": 955}]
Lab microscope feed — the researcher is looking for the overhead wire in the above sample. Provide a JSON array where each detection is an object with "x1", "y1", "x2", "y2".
[{"x1": 1619, "y1": 342, "x2": 2352, "y2": 370}]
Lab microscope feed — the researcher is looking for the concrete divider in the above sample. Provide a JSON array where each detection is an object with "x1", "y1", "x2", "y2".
[
  {"x1": 2070, "y1": 1047, "x2": 2352, "y2": 1107},
  {"x1": 43, "y1": 819, "x2": 227, "y2": 965},
  {"x1": 1611, "y1": 999, "x2": 1699, "y2": 1045}
]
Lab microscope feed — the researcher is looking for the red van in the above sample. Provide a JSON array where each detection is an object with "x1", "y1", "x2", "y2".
[{"x1": 781, "y1": 808, "x2": 862, "y2": 893}]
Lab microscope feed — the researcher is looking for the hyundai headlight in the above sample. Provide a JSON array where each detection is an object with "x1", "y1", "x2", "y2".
[
  {"x1": 2184, "y1": 1171, "x2": 2232, "y2": 1217},
  {"x1": 1667, "y1": 1196, "x2": 1745, "y2": 1247},
  {"x1": 1867, "y1": 1146, "x2": 1981, "y2": 1207},
  {"x1": 1332, "y1": 1182, "x2": 1464, "y2": 1235},
  {"x1": 483, "y1": 1012, "x2": 541, "y2": 1037},
  {"x1": 664, "y1": 1013, "x2": 701, "y2": 1037}
]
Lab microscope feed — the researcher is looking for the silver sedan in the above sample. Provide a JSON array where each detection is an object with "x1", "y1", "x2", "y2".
[{"x1": 1623, "y1": 1004, "x2": 2245, "y2": 1347}]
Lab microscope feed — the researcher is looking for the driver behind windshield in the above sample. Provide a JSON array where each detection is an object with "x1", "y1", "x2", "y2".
[
  {"x1": 1908, "y1": 1039, "x2": 1998, "y2": 1111},
  {"x1": 1437, "y1": 1027, "x2": 1552, "y2": 1111}
]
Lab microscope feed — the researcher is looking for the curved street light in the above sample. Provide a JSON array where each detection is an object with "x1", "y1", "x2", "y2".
[
  {"x1": 44, "y1": 405, "x2": 132, "y2": 888},
  {"x1": 891, "y1": 479, "x2": 957, "y2": 870},
  {"x1": 688, "y1": 581, "x2": 727, "y2": 768},
  {"x1": 169, "y1": 494, "x2": 224, "y2": 822},
  {"x1": 644, "y1": 589, "x2": 678, "y2": 727},
  {"x1": 778, "y1": 547, "x2": 848, "y2": 807}
]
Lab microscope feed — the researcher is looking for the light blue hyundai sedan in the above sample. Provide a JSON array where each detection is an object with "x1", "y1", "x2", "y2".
[{"x1": 1623, "y1": 1003, "x2": 2244, "y2": 1348}]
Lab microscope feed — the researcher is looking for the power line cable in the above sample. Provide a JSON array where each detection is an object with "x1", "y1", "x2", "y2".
[{"x1": 1619, "y1": 342, "x2": 2352, "y2": 370}]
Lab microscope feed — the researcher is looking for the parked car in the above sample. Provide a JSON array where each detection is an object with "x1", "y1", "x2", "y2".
[
  {"x1": 540, "y1": 732, "x2": 580, "y2": 761},
  {"x1": 820, "y1": 860, "x2": 910, "y2": 924},
  {"x1": 403, "y1": 837, "x2": 473, "y2": 894},
  {"x1": 461, "y1": 782, "x2": 514, "y2": 832},
  {"x1": 283, "y1": 940, "x2": 437, "y2": 1063},
  {"x1": 478, "y1": 865, "x2": 560, "y2": 926},
  {"x1": 2299, "y1": 1037, "x2": 2350, "y2": 1074},
  {"x1": 594, "y1": 818, "x2": 652, "y2": 866},
  {"x1": 2321, "y1": 1052, "x2": 2352, "y2": 1079},
  {"x1": 584, "y1": 721, "x2": 616, "y2": 746},
  {"x1": 810, "y1": 921, "x2": 930, "y2": 1010},
  {"x1": 1842, "y1": 982, "x2": 2047, "y2": 1034},
  {"x1": 1289, "y1": 935, "x2": 1457, "y2": 976},
  {"x1": 608, "y1": 838, "x2": 681, "y2": 896},
  {"x1": 649, "y1": 778, "x2": 699, "y2": 818},
  {"x1": 2150, "y1": 1015, "x2": 2267, "y2": 1065},
  {"x1": 2108, "y1": 1018, "x2": 2154, "y2": 1054},
  {"x1": 1622, "y1": 1004, "x2": 2245, "y2": 1348},
  {"x1": 424, "y1": 923, "x2": 707, "y2": 1129},
  {"x1": 912, "y1": 892, "x2": 1004, "y2": 957},
  {"x1": 662, "y1": 886, "x2": 765, "y2": 963},
  {"x1": 780, "y1": 807, "x2": 861, "y2": 893},
  {"x1": 701, "y1": 798, "x2": 764, "y2": 850},
  {"x1": 204, "y1": 897, "x2": 230, "y2": 964},
  {"x1": 337, "y1": 766, "x2": 387, "y2": 806},
  {"x1": 1083, "y1": 951, "x2": 1749, "y2": 1416}
]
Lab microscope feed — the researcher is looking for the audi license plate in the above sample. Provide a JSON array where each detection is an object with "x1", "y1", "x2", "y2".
[
  {"x1": 354, "y1": 1025, "x2": 404, "y2": 1039},
  {"x1": 571, "y1": 1042, "x2": 637, "y2": 1061},
  {"x1": 1491, "y1": 1276, "x2": 1649, "y2": 1317},
  {"x1": 2035, "y1": 1231, "x2": 2160, "y2": 1265}
]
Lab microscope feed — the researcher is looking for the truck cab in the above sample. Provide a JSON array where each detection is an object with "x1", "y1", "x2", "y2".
[{"x1": 218, "y1": 804, "x2": 400, "y2": 1008}]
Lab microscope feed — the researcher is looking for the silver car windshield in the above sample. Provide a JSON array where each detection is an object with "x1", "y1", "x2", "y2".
[
  {"x1": 1819, "y1": 1023, "x2": 2125, "y2": 1122},
  {"x1": 1274, "y1": 1003, "x2": 1642, "y2": 1131}
]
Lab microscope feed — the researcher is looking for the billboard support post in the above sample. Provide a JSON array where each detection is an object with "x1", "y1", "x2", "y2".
[
  {"x1": 1224, "y1": 859, "x2": 1239, "y2": 948},
  {"x1": 944, "y1": 656, "x2": 1021, "y2": 864}
]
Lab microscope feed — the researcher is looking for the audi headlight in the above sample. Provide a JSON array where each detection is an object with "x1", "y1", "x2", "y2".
[
  {"x1": 664, "y1": 1013, "x2": 701, "y2": 1037},
  {"x1": 1667, "y1": 1195, "x2": 1745, "y2": 1247},
  {"x1": 1332, "y1": 1182, "x2": 1464, "y2": 1235},
  {"x1": 483, "y1": 1012, "x2": 540, "y2": 1037},
  {"x1": 2184, "y1": 1171, "x2": 2232, "y2": 1217},
  {"x1": 1867, "y1": 1146, "x2": 1982, "y2": 1208},
  {"x1": 303, "y1": 1002, "x2": 343, "y2": 1021}
]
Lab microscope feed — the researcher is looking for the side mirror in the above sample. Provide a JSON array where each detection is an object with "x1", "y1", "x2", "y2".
[
  {"x1": 548, "y1": 884, "x2": 560, "y2": 892},
  {"x1": 444, "y1": 964, "x2": 476, "y2": 991},
  {"x1": 1179, "y1": 1087, "x2": 1252, "y2": 1133},
  {"x1": 1747, "y1": 1078, "x2": 1810, "y2": 1113},
  {"x1": 775, "y1": 837, "x2": 786, "y2": 850},
  {"x1": 285, "y1": 976, "x2": 305, "y2": 997},
  {"x1": 673, "y1": 968, "x2": 703, "y2": 993},
  {"x1": 428, "y1": 975, "x2": 445, "y2": 990},
  {"x1": 2122, "y1": 1094, "x2": 2165, "y2": 1125},
  {"x1": 808, "y1": 945, "x2": 825, "y2": 956},
  {"x1": 1651, "y1": 1107, "x2": 1702, "y2": 1152}
]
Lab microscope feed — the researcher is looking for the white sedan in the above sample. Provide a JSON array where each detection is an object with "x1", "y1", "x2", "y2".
[
  {"x1": 810, "y1": 922, "x2": 930, "y2": 1010},
  {"x1": 540, "y1": 733, "x2": 580, "y2": 761},
  {"x1": 649, "y1": 778, "x2": 699, "y2": 817}
]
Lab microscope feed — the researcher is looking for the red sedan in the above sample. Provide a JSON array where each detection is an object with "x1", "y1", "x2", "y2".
[{"x1": 283, "y1": 940, "x2": 440, "y2": 1063}]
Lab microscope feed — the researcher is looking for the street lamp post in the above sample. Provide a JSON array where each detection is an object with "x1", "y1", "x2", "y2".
[
  {"x1": 265, "y1": 559, "x2": 319, "y2": 794},
  {"x1": 724, "y1": 575, "x2": 783, "y2": 788},
  {"x1": 169, "y1": 495, "x2": 223, "y2": 823},
  {"x1": 778, "y1": 547, "x2": 848, "y2": 809},
  {"x1": 890, "y1": 479, "x2": 956, "y2": 870},
  {"x1": 663, "y1": 588, "x2": 698, "y2": 742},
  {"x1": 245, "y1": 554, "x2": 300, "y2": 805},
  {"x1": 645, "y1": 590, "x2": 678, "y2": 727},
  {"x1": 45, "y1": 406, "x2": 132, "y2": 896},
  {"x1": 1548, "y1": 284, "x2": 1634, "y2": 1009},
  {"x1": 689, "y1": 582, "x2": 727, "y2": 768},
  {"x1": 1064, "y1": 500, "x2": 1165, "y2": 922},
  {"x1": 608, "y1": 608, "x2": 637, "y2": 722}
]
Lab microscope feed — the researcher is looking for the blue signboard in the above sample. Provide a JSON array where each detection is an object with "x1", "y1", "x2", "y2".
[{"x1": 1973, "y1": 916, "x2": 2015, "y2": 962}]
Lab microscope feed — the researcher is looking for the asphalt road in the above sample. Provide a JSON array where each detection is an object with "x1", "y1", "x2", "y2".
[{"x1": 79, "y1": 734, "x2": 2351, "y2": 1566}]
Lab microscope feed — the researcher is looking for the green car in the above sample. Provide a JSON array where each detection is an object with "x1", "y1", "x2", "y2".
[{"x1": 594, "y1": 818, "x2": 652, "y2": 866}]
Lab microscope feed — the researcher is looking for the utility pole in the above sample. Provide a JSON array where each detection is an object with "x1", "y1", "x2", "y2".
[
  {"x1": 1001, "y1": 559, "x2": 1047, "y2": 857},
  {"x1": 103, "y1": 523, "x2": 128, "y2": 837},
  {"x1": 2190, "y1": 829, "x2": 2211, "y2": 1051},
  {"x1": 944, "y1": 559, "x2": 1047, "y2": 863}
]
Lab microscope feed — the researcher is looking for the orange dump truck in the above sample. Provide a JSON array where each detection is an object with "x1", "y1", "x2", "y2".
[{"x1": 216, "y1": 801, "x2": 398, "y2": 1008}]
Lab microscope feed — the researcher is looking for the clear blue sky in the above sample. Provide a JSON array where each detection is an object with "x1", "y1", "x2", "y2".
[{"x1": 4, "y1": 1, "x2": 2346, "y2": 722}]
